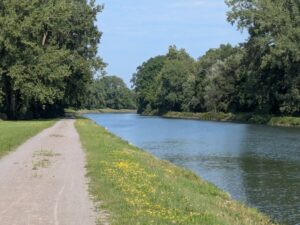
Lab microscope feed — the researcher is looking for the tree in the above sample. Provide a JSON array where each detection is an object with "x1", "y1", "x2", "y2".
[
  {"x1": 203, "y1": 50, "x2": 243, "y2": 112},
  {"x1": 85, "y1": 79, "x2": 106, "y2": 109},
  {"x1": 0, "y1": 0, "x2": 104, "y2": 119},
  {"x1": 131, "y1": 56, "x2": 166, "y2": 114},
  {"x1": 155, "y1": 46, "x2": 196, "y2": 113},
  {"x1": 85, "y1": 76, "x2": 136, "y2": 110},
  {"x1": 195, "y1": 44, "x2": 237, "y2": 112},
  {"x1": 226, "y1": 0, "x2": 300, "y2": 114},
  {"x1": 156, "y1": 60, "x2": 196, "y2": 112},
  {"x1": 132, "y1": 1, "x2": 300, "y2": 116}
]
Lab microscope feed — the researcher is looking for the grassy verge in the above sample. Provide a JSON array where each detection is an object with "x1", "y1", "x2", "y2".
[
  {"x1": 162, "y1": 111, "x2": 234, "y2": 122},
  {"x1": 162, "y1": 111, "x2": 300, "y2": 127},
  {"x1": 76, "y1": 118, "x2": 275, "y2": 225},
  {"x1": 268, "y1": 116, "x2": 300, "y2": 127},
  {"x1": 0, "y1": 120, "x2": 56, "y2": 158},
  {"x1": 66, "y1": 108, "x2": 136, "y2": 115}
]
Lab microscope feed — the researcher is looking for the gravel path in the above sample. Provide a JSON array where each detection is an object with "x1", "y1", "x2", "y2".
[{"x1": 0, "y1": 119, "x2": 96, "y2": 225}]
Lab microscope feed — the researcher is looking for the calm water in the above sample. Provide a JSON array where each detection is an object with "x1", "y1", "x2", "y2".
[{"x1": 86, "y1": 113, "x2": 300, "y2": 225}]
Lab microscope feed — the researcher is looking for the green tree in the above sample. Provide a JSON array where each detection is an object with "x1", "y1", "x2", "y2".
[
  {"x1": 132, "y1": 1, "x2": 300, "y2": 116},
  {"x1": 86, "y1": 76, "x2": 136, "y2": 110},
  {"x1": 156, "y1": 46, "x2": 196, "y2": 112},
  {"x1": 226, "y1": 0, "x2": 300, "y2": 114},
  {"x1": 203, "y1": 50, "x2": 243, "y2": 112},
  {"x1": 196, "y1": 44, "x2": 238, "y2": 112},
  {"x1": 0, "y1": 0, "x2": 104, "y2": 119},
  {"x1": 85, "y1": 79, "x2": 106, "y2": 109},
  {"x1": 131, "y1": 56, "x2": 166, "y2": 114}
]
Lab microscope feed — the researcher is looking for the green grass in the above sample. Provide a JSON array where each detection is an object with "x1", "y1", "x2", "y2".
[
  {"x1": 268, "y1": 116, "x2": 300, "y2": 127},
  {"x1": 76, "y1": 118, "x2": 275, "y2": 225},
  {"x1": 162, "y1": 111, "x2": 300, "y2": 127},
  {"x1": 0, "y1": 120, "x2": 56, "y2": 158},
  {"x1": 65, "y1": 108, "x2": 136, "y2": 115},
  {"x1": 162, "y1": 111, "x2": 233, "y2": 122}
]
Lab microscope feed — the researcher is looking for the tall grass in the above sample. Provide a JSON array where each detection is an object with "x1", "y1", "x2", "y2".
[{"x1": 76, "y1": 118, "x2": 275, "y2": 225}]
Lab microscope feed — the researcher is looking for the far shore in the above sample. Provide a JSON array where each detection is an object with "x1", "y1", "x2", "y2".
[
  {"x1": 67, "y1": 108, "x2": 137, "y2": 115},
  {"x1": 66, "y1": 109, "x2": 300, "y2": 128},
  {"x1": 144, "y1": 111, "x2": 300, "y2": 128}
]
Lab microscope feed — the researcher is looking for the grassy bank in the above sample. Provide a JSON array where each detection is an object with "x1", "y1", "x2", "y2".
[
  {"x1": 162, "y1": 111, "x2": 300, "y2": 127},
  {"x1": 66, "y1": 108, "x2": 136, "y2": 115},
  {"x1": 76, "y1": 118, "x2": 274, "y2": 225},
  {"x1": 268, "y1": 116, "x2": 300, "y2": 127},
  {"x1": 0, "y1": 120, "x2": 56, "y2": 158}
]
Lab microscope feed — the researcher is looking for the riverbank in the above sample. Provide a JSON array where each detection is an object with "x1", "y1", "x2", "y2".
[
  {"x1": 76, "y1": 118, "x2": 275, "y2": 225},
  {"x1": 0, "y1": 120, "x2": 56, "y2": 159},
  {"x1": 159, "y1": 111, "x2": 300, "y2": 127},
  {"x1": 66, "y1": 108, "x2": 136, "y2": 115}
]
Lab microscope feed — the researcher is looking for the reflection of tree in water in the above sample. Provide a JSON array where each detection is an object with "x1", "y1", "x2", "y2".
[{"x1": 238, "y1": 126, "x2": 300, "y2": 225}]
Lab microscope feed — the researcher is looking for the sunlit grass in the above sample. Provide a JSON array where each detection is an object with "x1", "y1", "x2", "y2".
[
  {"x1": 269, "y1": 116, "x2": 300, "y2": 127},
  {"x1": 65, "y1": 108, "x2": 136, "y2": 115},
  {"x1": 0, "y1": 120, "x2": 56, "y2": 158},
  {"x1": 163, "y1": 111, "x2": 300, "y2": 127},
  {"x1": 76, "y1": 118, "x2": 275, "y2": 225}
]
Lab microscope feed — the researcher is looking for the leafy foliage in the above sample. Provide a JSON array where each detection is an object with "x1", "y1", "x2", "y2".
[
  {"x1": 131, "y1": 56, "x2": 166, "y2": 113},
  {"x1": 133, "y1": 1, "x2": 300, "y2": 116},
  {"x1": 132, "y1": 44, "x2": 241, "y2": 114},
  {"x1": 85, "y1": 76, "x2": 136, "y2": 110},
  {"x1": 0, "y1": 0, "x2": 104, "y2": 119},
  {"x1": 226, "y1": 0, "x2": 300, "y2": 114},
  {"x1": 156, "y1": 46, "x2": 196, "y2": 113}
]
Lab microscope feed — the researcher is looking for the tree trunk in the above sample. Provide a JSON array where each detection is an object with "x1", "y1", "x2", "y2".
[
  {"x1": 3, "y1": 74, "x2": 15, "y2": 119},
  {"x1": 9, "y1": 92, "x2": 16, "y2": 119},
  {"x1": 42, "y1": 31, "x2": 48, "y2": 46}
]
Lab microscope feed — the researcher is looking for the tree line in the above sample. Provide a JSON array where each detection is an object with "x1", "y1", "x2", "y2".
[
  {"x1": 0, "y1": 0, "x2": 105, "y2": 119},
  {"x1": 84, "y1": 76, "x2": 136, "y2": 110},
  {"x1": 132, "y1": 0, "x2": 300, "y2": 116}
]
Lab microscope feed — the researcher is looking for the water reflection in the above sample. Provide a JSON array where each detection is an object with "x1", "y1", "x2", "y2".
[
  {"x1": 239, "y1": 155, "x2": 300, "y2": 224},
  {"x1": 86, "y1": 113, "x2": 300, "y2": 225},
  {"x1": 237, "y1": 125, "x2": 300, "y2": 224}
]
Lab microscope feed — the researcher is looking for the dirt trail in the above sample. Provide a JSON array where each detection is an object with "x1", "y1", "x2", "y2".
[{"x1": 0, "y1": 119, "x2": 96, "y2": 225}]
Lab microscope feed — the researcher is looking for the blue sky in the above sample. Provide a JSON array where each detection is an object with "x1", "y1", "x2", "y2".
[{"x1": 95, "y1": 0, "x2": 247, "y2": 86}]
